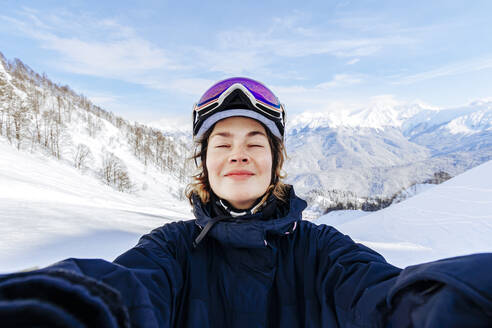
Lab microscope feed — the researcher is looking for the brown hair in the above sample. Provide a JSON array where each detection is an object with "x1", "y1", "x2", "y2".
[{"x1": 185, "y1": 120, "x2": 289, "y2": 206}]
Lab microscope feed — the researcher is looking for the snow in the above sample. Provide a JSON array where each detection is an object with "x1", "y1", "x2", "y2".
[
  {"x1": 2, "y1": 135, "x2": 491, "y2": 272},
  {"x1": 314, "y1": 160, "x2": 492, "y2": 268},
  {"x1": 308, "y1": 209, "x2": 369, "y2": 226},
  {"x1": 446, "y1": 109, "x2": 492, "y2": 135},
  {"x1": 0, "y1": 139, "x2": 191, "y2": 273},
  {"x1": 392, "y1": 183, "x2": 436, "y2": 203},
  {"x1": 288, "y1": 101, "x2": 440, "y2": 130},
  {"x1": 0, "y1": 56, "x2": 11, "y2": 82}
]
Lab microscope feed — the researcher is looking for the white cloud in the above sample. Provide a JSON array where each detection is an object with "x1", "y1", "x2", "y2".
[
  {"x1": 213, "y1": 27, "x2": 409, "y2": 59},
  {"x1": 368, "y1": 94, "x2": 402, "y2": 108},
  {"x1": 5, "y1": 8, "x2": 413, "y2": 85},
  {"x1": 394, "y1": 56, "x2": 492, "y2": 85},
  {"x1": 48, "y1": 37, "x2": 173, "y2": 77},
  {"x1": 271, "y1": 11, "x2": 316, "y2": 37},
  {"x1": 163, "y1": 78, "x2": 216, "y2": 96},
  {"x1": 316, "y1": 74, "x2": 363, "y2": 89},
  {"x1": 85, "y1": 93, "x2": 121, "y2": 108},
  {"x1": 147, "y1": 114, "x2": 191, "y2": 133},
  {"x1": 187, "y1": 12, "x2": 415, "y2": 77},
  {"x1": 271, "y1": 83, "x2": 364, "y2": 114},
  {"x1": 2, "y1": 9, "x2": 179, "y2": 82},
  {"x1": 1, "y1": 7, "x2": 422, "y2": 107},
  {"x1": 196, "y1": 48, "x2": 273, "y2": 76}
]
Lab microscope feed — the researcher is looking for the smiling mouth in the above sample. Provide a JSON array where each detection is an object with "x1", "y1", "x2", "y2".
[
  {"x1": 226, "y1": 173, "x2": 254, "y2": 176},
  {"x1": 224, "y1": 171, "x2": 255, "y2": 179},
  {"x1": 225, "y1": 174, "x2": 254, "y2": 181}
]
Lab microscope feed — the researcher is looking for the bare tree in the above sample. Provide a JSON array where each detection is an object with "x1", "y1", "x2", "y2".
[
  {"x1": 28, "y1": 88, "x2": 42, "y2": 150},
  {"x1": 87, "y1": 113, "x2": 103, "y2": 138},
  {"x1": 130, "y1": 123, "x2": 144, "y2": 157},
  {"x1": 73, "y1": 144, "x2": 94, "y2": 170},
  {"x1": 100, "y1": 151, "x2": 132, "y2": 192},
  {"x1": 0, "y1": 77, "x2": 8, "y2": 136},
  {"x1": 12, "y1": 103, "x2": 29, "y2": 150},
  {"x1": 42, "y1": 109, "x2": 61, "y2": 158},
  {"x1": 1, "y1": 88, "x2": 16, "y2": 143}
]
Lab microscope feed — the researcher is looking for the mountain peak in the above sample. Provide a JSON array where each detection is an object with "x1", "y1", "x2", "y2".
[{"x1": 288, "y1": 101, "x2": 438, "y2": 132}]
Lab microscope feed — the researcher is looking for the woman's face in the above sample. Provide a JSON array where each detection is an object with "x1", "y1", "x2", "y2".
[{"x1": 206, "y1": 116, "x2": 272, "y2": 209}]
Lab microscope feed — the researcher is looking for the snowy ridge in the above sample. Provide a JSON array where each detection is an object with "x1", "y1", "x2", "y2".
[
  {"x1": 288, "y1": 101, "x2": 440, "y2": 130},
  {"x1": 284, "y1": 100, "x2": 492, "y2": 212},
  {"x1": 147, "y1": 115, "x2": 192, "y2": 136},
  {"x1": 0, "y1": 53, "x2": 194, "y2": 197},
  {"x1": 314, "y1": 159, "x2": 492, "y2": 267}
]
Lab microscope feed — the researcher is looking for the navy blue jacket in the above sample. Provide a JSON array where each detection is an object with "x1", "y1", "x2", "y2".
[{"x1": 1, "y1": 188, "x2": 492, "y2": 327}]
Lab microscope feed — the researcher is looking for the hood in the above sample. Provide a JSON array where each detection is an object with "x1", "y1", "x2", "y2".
[{"x1": 193, "y1": 187, "x2": 307, "y2": 248}]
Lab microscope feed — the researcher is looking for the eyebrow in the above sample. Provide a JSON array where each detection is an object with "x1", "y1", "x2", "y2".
[{"x1": 210, "y1": 130, "x2": 267, "y2": 139}]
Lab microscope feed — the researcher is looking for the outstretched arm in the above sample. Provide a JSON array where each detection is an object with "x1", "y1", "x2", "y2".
[
  {"x1": 315, "y1": 224, "x2": 401, "y2": 327},
  {"x1": 315, "y1": 225, "x2": 492, "y2": 327}
]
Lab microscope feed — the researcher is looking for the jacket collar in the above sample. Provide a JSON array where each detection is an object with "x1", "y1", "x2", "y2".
[{"x1": 193, "y1": 186, "x2": 307, "y2": 248}]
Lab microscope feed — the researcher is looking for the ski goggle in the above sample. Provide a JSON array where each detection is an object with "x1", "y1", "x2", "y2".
[{"x1": 192, "y1": 77, "x2": 285, "y2": 138}]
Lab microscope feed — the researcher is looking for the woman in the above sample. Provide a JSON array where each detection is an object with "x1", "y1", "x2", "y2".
[{"x1": 1, "y1": 77, "x2": 491, "y2": 327}]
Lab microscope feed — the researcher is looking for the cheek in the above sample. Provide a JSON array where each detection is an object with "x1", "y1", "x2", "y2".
[
  {"x1": 258, "y1": 152, "x2": 273, "y2": 179},
  {"x1": 206, "y1": 151, "x2": 221, "y2": 177}
]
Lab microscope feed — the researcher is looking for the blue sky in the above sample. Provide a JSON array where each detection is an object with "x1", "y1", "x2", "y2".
[{"x1": 1, "y1": 1, "x2": 492, "y2": 123}]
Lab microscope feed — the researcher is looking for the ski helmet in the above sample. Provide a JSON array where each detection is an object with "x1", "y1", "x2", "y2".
[{"x1": 192, "y1": 77, "x2": 285, "y2": 140}]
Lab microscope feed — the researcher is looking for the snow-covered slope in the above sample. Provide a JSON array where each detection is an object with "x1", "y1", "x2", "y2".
[
  {"x1": 0, "y1": 139, "x2": 191, "y2": 273},
  {"x1": 0, "y1": 53, "x2": 193, "y2": 202},
  {"x1": 284, "y1": 101, "x2": 492, "y2": 211},
  {"x1": 314, "y1": 160, "x2": 492, "y2": 268}
]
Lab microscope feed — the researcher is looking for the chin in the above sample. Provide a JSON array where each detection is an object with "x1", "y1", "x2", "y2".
[
  {"x1": 223, "y1": 190, "x2": 263, "y2": 208},
  {"x1": 228, "y1": 192, "x2": 257, "y2": 203}
]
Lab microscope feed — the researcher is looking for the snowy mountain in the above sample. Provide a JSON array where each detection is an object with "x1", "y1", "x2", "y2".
[
  {"x1": 313, "y1": 159, "x2": 492, "y2": 268},
  {"x1": 0, "y1": 52, "x2": 193, "y2": 200},
  {"x1": 284, "y1": 100, "x2": 492, "y2": 212}
]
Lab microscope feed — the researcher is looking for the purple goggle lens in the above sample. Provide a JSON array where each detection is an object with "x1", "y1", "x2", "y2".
[{"x1": 196, "y1": 77, "x2": 281, "y2": 111}]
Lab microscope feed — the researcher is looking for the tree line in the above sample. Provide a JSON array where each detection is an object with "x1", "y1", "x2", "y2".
[
  {"x1": 306, "y1": 170, "x2": 451, "y2": 214},
  {"x1": 0, "y1": 52, "x2": 193, "y2": 193}
]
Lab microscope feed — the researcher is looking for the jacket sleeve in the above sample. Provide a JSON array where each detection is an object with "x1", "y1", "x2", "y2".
[
  {"x1": 316, "y1": 224, "x2": 492, "y2": 327},
  {"x1": 315, "y1": 224, "x2": 401, "y2": 327},
  {"x1": 386, "y1": 253, "x2": 492, "y2": 327},
  {"x1": 0, "y1": 223, "x2": 187, "y2": 328}
]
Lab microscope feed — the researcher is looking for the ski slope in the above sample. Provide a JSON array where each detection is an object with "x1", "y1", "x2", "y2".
[
  {"x1": 315, "y1": 160, "x2": 492, "y2": 267},
  {"x1": 0, "y1": 139, "x2": 191, "y2": 272}
]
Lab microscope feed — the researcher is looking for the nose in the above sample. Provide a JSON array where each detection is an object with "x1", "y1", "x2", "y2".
[{"x1": 229, "y1": 146, "x2": 250, "y2": 164}]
